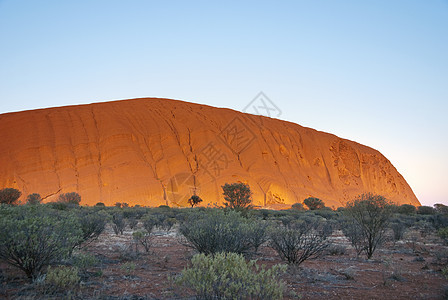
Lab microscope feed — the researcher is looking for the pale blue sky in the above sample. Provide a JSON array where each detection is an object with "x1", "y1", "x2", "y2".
[{"x1": 0, "y1": 0, "x2": 447, "y2": 206}]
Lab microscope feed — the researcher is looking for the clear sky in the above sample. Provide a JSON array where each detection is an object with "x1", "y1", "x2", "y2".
[{"x1": 0, "y1": 0, "x2": 447, "y2": 206}]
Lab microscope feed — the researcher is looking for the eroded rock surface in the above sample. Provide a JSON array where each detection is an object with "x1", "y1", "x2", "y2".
[{"x1": 0, "y1": 98, "x2": 420, "y2": 207}]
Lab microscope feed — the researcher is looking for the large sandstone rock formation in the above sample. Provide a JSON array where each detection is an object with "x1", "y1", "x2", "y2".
[{"x1": 0, "y1": 98, "x2": 419, "y2": 208}]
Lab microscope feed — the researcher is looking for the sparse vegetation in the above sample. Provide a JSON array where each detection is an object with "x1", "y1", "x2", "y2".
[{"x1": 1, "y1": 191, "x2": 447, "y2": 299}]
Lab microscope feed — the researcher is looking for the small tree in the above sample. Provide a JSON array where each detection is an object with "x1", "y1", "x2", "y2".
[
  {"x1": 58, "y1": 192, "x2": 81, "y2": 205},
  {"x1": 222, "y1": 182, "x2": 253, "y2": 210},
  {"x1": 187, "y1": 194, "x2": 203, "y2": 207},
  {"x1": 0, "y1": 188, "x2": 22, "y2": 205},
  {"x1": 26, "y1": 193, "x2": 42, "y2": 205},
  {"x1": 269, "y1": 220, "x2": 332, "y2": 265},
  {"x1": 303, "y1": 197, "x2": 325, "y2": 210},
  {"x1": 344, "y1": 193, "x2": 393, "y2": 259},
  {"x1": 112, "y1": 212, "x2": 126, "y2": 235}
]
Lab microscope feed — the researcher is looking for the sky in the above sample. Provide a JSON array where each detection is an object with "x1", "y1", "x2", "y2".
[{"x1": 0, "y1": 0, "x2": 447, "y2": 206}]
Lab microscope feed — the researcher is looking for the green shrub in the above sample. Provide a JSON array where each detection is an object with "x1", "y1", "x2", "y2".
[
  {"x1": 246, "y1": 220, "x2": 270, "y2": 253},
  {"x1": 57, "y1": 192, "x2": 81, "y2": 205},
  {"x1": 175, "y1": 252, "x2": 287, "y2": 299},
  {"x1": 42, "y1": 266, "x2": 80, "y2": 295},
  {"x1": 390, "y1": 221, "x2": 407, "y2": 244},
  {"x1": 127, "y1": 216, "x2": 138, "y2": 229},
  {"x1": 269, "y1": 220, "x2": 332, "y2": 265},
  {"x1": 417, "y1": 205, "x2": 435, "y2": 215},
  {"x1": 132, "y1": 230, "x2": 152, "y2": 253},
  {"x1": 0, "y1": 188, "x2": 21, "y2": 205},
  {"x1": 71, "y1": 252, "x2": 99, "y2": 275},
  {"x1": 75, "y1": 209, "x2": 109, "y2": 247},
  {"x1": 26, "y1": 193, "x2": 42, "y2": 205},
  {"x1": 291, "y1": 203, "x2": 305, "y2": 210},
  {"x1": 0, "y1": 205, "x2": 82, "y2": 279},
  {"x1": 396, "y1": 204, "x2": 416, "y2": 215},
  {"x1": 179, "y1": 210, "x2": 252, "y2": 255},
  {"x1": 142, "y1": 213, "x2": 157, "y2": 233},
  {"x1": 344, "y1": 193, "x2": 393, "y2": 259},
  {"x1": 438, "y1": 227, "x2": 448, "y2": 244},
  {"x1": 112, "y1": 211, "x2": 126, "y2": 235},
  {"x1": 120, "y1": 262, "x2": 136, "y2": 276}
]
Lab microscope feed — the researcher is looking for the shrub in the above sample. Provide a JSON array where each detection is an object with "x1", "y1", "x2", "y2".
[
  {"x1": 0, "y1": 205, "x2": 82, "y2": 279},
  {"x1": 222, "y1": 182, "x2": 253, "y2": 211},
  {"x1": 188, "y1": 194, "x2": 203, "y2": 207},
  {"x1": 303, "y1": 197, "x2": 325, "y2": 210},
  {"x1": 417, "y1": 206, "x2": 435, "y2": 215},
  {"x1": 246, "y1": 220, "x2": 270, "y2": 253},
  {"x1": 120, "y1": 262, "x2": 136, "y2": 276},
  {"x1": 291, "y1": 203, "x2": 305, "y2": 210},
  {"x1": 112, "y1": 212, "x2": 126, "y2": 235},
  {"x1": 75, "y1": 209, "x2": 109, "y2": 247},
  {"x1": 179, "y1": 210, "x2": 252, "y2": 255},
  {"x1": 71, "y1": 253, "x2": 99, "y2": 275},
  {"x1": 0, "y1": 188, "x2": 21, "y2": 205},
  {"x1": 438, "y1": 227, "x2": 448, "y2": 244},
  {"x1": 429, "y1": 214, "x2": 448, "y2": 230},
  {"x1": 396, "y1": 204, "x2": 416, "y2": 215},
  {"x1": 175, "y1": 252, "x2": 287, "y2": 299},
  {"x1": 390, "y1": 221, "x2": 407, "y2": 244},
  {"x1": 26, "y1": 193, "x2": 42, "y2": 205},
  {"x1": 269, "y1": 220, "x2": 332, "y2": 265},
  {"x1": 142, "y1": 214, "x2": 157, "y2": 234},
  {"x1": 95, "y1": 202, "x2": 106, "y2": 207},
  {"x1": 344, "y1": 193, "x2": 393, "y2": 259},
  {"x1": 57, "y1": 192, "x2": 81, "y2": 205},
  {"x1": 327, "y1": 244, "x2": 347, "y2": 256},
  {"x1": 132, "y1": 231, "x2": 152, "y2": 253},
  {"x1": 341, "y1": 218, "x2": 364, "y2": 256},
  {"x1": 42, "y1": 266, "x2": 80, "y2": 295},
  {"x1": 127, "y1": 216, "x2": 138, "y2": 230},
  {"x1": 435, "y1": 204, "x2": 448, "y2": 215}
]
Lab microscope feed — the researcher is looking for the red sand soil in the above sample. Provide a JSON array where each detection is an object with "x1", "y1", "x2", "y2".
[{"x1": 2, "y1": 224, "x2": 446, "y2": 299}]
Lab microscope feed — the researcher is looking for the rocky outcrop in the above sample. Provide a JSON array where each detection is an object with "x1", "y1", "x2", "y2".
[{"x1": 0, "y1": 98, "x2": 420, "y2": 208}]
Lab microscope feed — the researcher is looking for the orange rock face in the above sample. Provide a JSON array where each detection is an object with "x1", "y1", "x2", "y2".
[{"x1": 0, "y1": 98, "x2": 420, "y2": 208}]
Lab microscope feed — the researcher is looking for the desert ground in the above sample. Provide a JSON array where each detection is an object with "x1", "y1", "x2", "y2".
[{"x1": 1, "y1": 209, "x2": 447, "y2": 300}]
